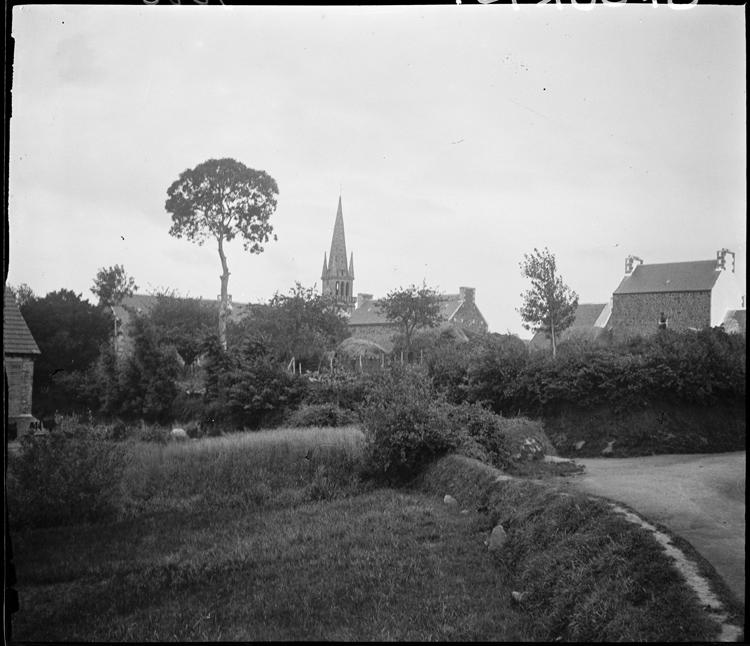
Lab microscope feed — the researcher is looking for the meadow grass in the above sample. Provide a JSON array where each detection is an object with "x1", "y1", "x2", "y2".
[
  {"x1": 9, "y1": 425, "x2": 743, "y2": 642},
  {"x1": 11, "y1": 427, "x2": 534, "y2": 641}
]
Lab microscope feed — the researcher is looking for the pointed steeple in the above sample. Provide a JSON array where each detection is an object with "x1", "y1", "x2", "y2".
[
  {"x1": 327, "y1": 195, "x2": 348, "y2": 273},
  {"x1": 320, "y1": 195, "x2": 355, "y2": 312}
]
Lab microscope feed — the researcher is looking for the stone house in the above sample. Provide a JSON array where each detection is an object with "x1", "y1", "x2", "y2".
[
  {"x1": 528, "y1": 301, "x2": 612, "y2": 351},
  {"x1": 348, "y1": 287, "x2": 489, "y2": 353},
  {"x1": 4, "y1": 286, "x2": 41, "y2": 440},
  {"x1": 608, "y1": 249, "x2": 745, "y2": 338}
]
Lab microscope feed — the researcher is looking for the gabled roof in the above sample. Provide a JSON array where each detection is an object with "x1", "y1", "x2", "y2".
[
  {"x1": 348, "y1": 293, "x2": 472, "y2": 327},
  {"x1": 613, "y1": 260, "x2": 721, "y2": 295},
  {"x1": 4, "y1": 286, "x2": 41, "y2": 355},
  {"x1": 528, "y1": 303, "x2": 609, "y2": 350}
]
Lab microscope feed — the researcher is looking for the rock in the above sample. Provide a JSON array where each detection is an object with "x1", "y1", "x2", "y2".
[
  {"x1": 574, "y1": 440, "x2": 586, "y2": 451},
  {"x1": 171, "y1": 428, "x2": 189, "y2": 441},
  {"x1": 511, "y1": 591, "x2": 526, "y2": 603},
  {"x1": 495, "y1": 475, "x2": 513, "y2": 483},
  {"x1": 460, "y1": 509, "x2": 470, "y2": 515},
  {"x1": 443, "y1": 495, "x2": 458, "y2": 506},
  {"x1": 601, "y1": 440, "x2": 615, "y2": 456},
  {"x1": 488, "y1": 525, "x2": 507, "y2": 553},
  {"x1": 544, "y1": 455, "x2": 574, "y2": 464}
]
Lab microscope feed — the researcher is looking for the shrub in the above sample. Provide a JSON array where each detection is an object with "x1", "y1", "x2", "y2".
[
  {"x1": 361, "y1": 364, "x2": 460, "y2": 483},
  {"x1": 285, "y1": 403, "x2": 358, "y2": 428},
  {"x1": 7, "y1": 427, "x2": 130, "y2": 529}
]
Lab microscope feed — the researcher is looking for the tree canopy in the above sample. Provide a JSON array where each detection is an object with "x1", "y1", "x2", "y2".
[
  {"x1": 378, "y1": 282, "x2": 444, "y2": 358},
  {"x1": 20, "y1": 289, "x2": 112, "y2": 401},
  {"x1": 91, "y1": 265, "x2": 138, "y2": 307},
  {"x1": 147, "y1": 291, "x2": 219, "y2": 368},
  {"x1": 517, "y1": 247, "x2": 578, "y2": 358},
  {"x1": 230, "y1": 283, "x2": 350, "y2": 371},
  {"x1": 165, "y1": 158, "x2": 279, "y2": 349}
]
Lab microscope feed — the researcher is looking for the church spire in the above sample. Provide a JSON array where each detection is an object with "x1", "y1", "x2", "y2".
[{"x1": 321, "y1": 195, "x2": 355, "y2": 313}]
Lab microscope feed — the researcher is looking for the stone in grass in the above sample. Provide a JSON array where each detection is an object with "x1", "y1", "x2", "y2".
[
  {"x1": 601, "y1": 440, "x2": 615, "y2": 456},
  {"x1": 511, "y1": 591, "x2": 526, "y2": 603},
  {"x1": 460, "y1": 509, "x2": 470, "y2": 515},
  {"x1": 488, "y1": 525, "x2": 507, "y2": 553},
  {"x1": 170, "y1": 428, "x2": 189, "y2": 441},
  {"x1": 444, "y1": 495, "x2": 458, "y2": 506},
  {"x1": 574, "y1": 440, "x2": 586, "y2": 451}
]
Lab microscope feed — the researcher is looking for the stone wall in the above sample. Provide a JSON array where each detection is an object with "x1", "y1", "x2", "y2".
[
  {"x1": 610, "y1": 291, "x2": 711, "y2": 338},
  {"x1": 5, "y1": 355, "x2": 36, "y2": 438}
]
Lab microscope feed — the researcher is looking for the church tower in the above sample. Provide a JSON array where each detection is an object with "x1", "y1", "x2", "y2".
[{"x1": 321, "y1": 196, "x2": 355, "y2": 313}]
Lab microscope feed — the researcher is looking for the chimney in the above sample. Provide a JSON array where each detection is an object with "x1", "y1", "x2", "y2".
[
  {"x1": 716, "y1": 248, "x2": 735, "y2": 273},
  {"x1": 356, "y1": 293, "x2": 373, "y2": 309},
  {"x1": 459, "y1": 287, "x2": 475, "y2": 304},
  {"x1": 625, "y1": 255, "x2": 643, "y2": 275}
]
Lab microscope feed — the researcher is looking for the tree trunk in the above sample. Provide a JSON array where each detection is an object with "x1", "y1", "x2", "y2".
[
  {"x1": 217, "y1": 237, "x2": 230, "y2": 350},
  {"x1": 551, "y1": 317, "x2": 557, "y2": 359}
]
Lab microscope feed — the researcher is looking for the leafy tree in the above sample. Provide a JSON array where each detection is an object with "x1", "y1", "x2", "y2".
[
  {"x1": 378, "y1": 281, "x2": 444, "y2": 359},
  {"x1": 8, "y1": 283, "x2": 36, "y2": 307},
  {"x1": 147, "y1": 290, "x2": 218, "y2": 368},
  {"x1": 237, "y1": 283, "x2": 350, "y2": 370},
  {"x1": 20, "y1": 290, "x2": 112, "y2": 407},
  {"x1": 165, "y1": 158, "x2": 279, "y2": 350},
  {"x1": 116, "y1": 314, "x2": 181, "y2": 423},
  {"x1": 91, "y1": 264, "x2": 138, "y2": 307},
  {"x1": 517, "y1": 247, "x2": 579, "y2": 358}
]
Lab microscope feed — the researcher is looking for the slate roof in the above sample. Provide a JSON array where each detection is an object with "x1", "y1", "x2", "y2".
[
  {"x1": 528, "y1": 303, "x2": 609, "y2": 351},
  {"x1": 348, "y1": 293, "x2": 471, "y2": 327},
  {"x1": 613, "y1": 261, "x2": 721, "y2": 295},
  {"x1": 4, "y1": 286, "x2": 40, "y2": 355}
]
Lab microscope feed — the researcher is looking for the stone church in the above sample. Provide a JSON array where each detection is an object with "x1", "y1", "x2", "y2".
[{"x1": 320, "y1": 197, "x2": 488, "y2": 351}]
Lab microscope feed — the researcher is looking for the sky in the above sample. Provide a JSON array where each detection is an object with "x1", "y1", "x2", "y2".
[{"x1": 7, "y1": 3, "x2": 746, "y2": 338}]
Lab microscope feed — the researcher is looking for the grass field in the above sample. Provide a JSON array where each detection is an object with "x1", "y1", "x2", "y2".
[
  {"x1": 8, "y1": 425, "x2": 743, "y2": 642},
  {"x1": 10, "y1": 427, "x2": 533, "y2": 641}
]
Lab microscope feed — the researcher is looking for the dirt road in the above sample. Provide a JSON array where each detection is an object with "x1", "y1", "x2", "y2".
[{"x1": 562, "y1": 451, "x2": 745, "y2": 605}]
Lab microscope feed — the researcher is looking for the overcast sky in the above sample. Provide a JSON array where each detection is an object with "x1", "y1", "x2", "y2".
[{"x1": 7, "y1": 4, "x2": 746, "y2": 337}]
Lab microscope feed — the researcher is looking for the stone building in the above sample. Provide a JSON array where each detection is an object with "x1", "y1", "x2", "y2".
[
  {"x1": 321, "y1": 196, "x2": 356, "y2": 314},
  {"x1": 608, "y1": 249, "x2": 745, "y2": 338},
  {"x1": 348, "y1": 287, "x2": 488, "y2": 353},
  {"x1": 4, "y1": 286, "x2": 41, "y2": 440}
]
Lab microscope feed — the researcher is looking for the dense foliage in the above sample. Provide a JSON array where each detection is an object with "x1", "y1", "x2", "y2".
[
  {"x1": 230, "y1": 283, "x2": 350, "y2": 371},
  {"x1": 7, "y1": 418, "x2": 129, "y2": 529},
  {"x1": 427, "y1": 327, "x2": 745, "y2": 417},
  {"x1": 20, "y1": 289, "x2": 112, "y2": 413}
]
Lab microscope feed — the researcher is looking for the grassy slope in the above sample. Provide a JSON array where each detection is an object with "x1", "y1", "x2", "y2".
[{"x1": 415, "y1": 454, "x2": 743, "y2": 642}]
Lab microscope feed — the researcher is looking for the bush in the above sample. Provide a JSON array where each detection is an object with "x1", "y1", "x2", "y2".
[
  {"x1": 361, "y1": 364, "x2": 461, "y2": 483},
  {"x1": 285, "y1": 403, "x2": 358, "y2": 428},
  {"x1": 7, "y1": 425, "x2": 130, "y2": 529}
]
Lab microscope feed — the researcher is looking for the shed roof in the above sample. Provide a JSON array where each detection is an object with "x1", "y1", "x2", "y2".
[
  {"x1": 4, "y1": 287, "x2": 41, "y2": 355},
  {"x1": 613, "y1": 260, "x2": 721, "y2": 295}
]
